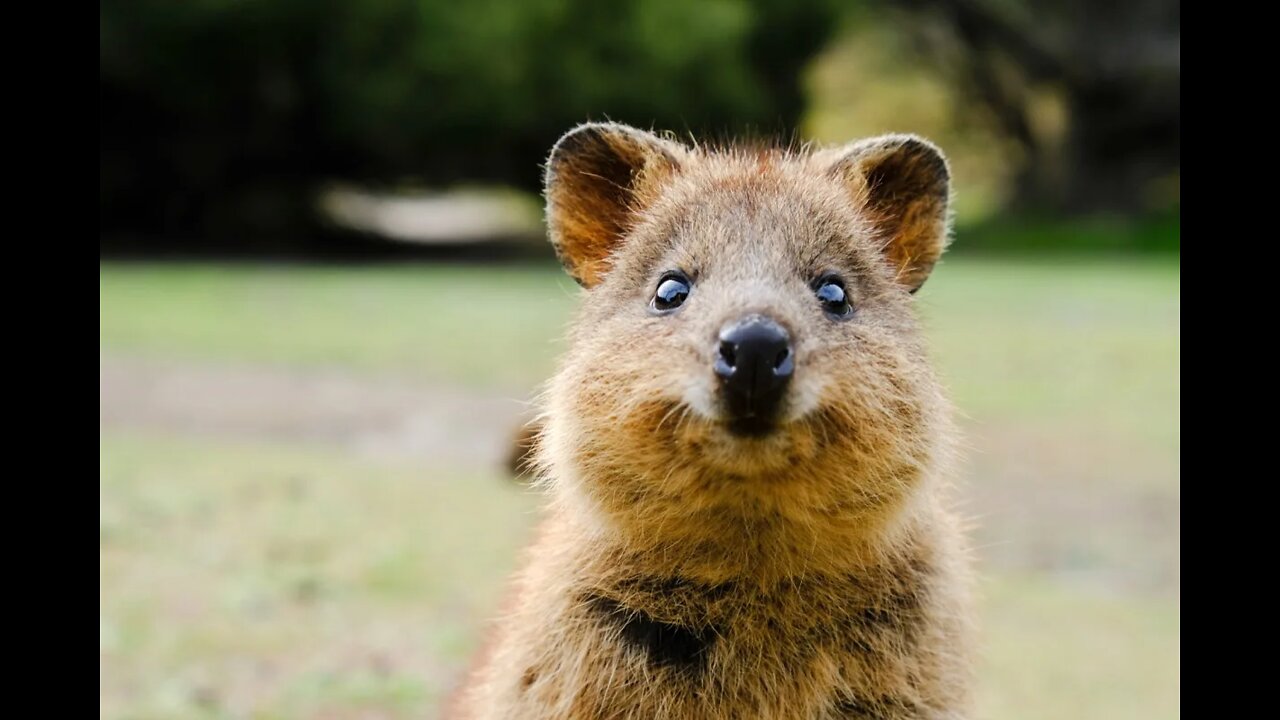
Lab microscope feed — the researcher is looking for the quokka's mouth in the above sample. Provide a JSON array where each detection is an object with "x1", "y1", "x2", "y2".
[{"x1": 724, "y1": 414, "x2": 780, "y2": 438}]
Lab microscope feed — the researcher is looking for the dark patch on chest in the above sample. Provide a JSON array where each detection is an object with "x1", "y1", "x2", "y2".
[
  {"x1": 586, "y1": 594, "x2": 719, "y2": 673},
  {"x1": 834, "y1": 553, "x2": 933, "y2": 652}
]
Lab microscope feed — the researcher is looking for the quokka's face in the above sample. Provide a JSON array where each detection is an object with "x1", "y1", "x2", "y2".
[{"x1": 541, "y1": 123, "x2": 954, "y2": 523}]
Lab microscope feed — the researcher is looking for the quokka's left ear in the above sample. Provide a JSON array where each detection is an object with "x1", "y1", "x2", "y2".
[{"x1": 824, "y1": 135, "x2": 952, "y2": 293}]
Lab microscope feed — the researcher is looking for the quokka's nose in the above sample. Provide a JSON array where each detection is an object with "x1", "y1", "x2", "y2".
[{"x1": 714, "y1": 315, "x2": 794, "y2": 435}]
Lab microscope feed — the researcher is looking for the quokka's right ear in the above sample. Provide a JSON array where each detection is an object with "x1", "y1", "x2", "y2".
[{"x1": 544, "y1": 123, "x2": 684, "y2": 287}]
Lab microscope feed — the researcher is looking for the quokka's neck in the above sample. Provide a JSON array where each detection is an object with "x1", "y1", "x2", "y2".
[{"x1": 551, "y1": 484, "x2": 936, "y2": 588}]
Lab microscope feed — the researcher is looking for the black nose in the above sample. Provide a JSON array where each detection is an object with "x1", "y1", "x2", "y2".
[{"x1": 714, "y1": 315, "x2": 794, "y2": 435}]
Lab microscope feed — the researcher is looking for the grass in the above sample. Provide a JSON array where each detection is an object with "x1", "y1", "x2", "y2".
[
  {"x1": 977, "y1": 575, "x2": 1179, "y2": 720},
  {"x1": 99, "y1": 262, "x2": 580, "y2": 389},
  {"x1": 101, "y1": 431, "x2": 536, "y2": 719},
  {"x1": 922, "y1": 256, "x2": 1181, "y2": 449},
  {"x1": 100, "y1": 257, "x2": 1179, "y2": 719}
]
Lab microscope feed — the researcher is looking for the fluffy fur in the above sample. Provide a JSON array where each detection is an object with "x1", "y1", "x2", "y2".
[{"x1": 451, "y1": 123, "x2": 974, "y2": 719}]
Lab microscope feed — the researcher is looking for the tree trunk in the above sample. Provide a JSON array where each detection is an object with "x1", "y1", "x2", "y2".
[{"x1": 1052, "y1": 79, "x2": 1180, "y2": 214}]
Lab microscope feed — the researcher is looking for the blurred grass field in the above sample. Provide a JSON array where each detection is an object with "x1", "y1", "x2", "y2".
[{"x1": 100, "y1": 257, "x2": 1179, "y2": 719}]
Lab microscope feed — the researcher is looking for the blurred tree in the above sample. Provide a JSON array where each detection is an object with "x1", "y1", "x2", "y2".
[
  {"x1": 888, "y1": 0, "x2": 1180, "y2": 214},
  {"x1": 100, "y1": 0, "x2": 839, "y2": 250}
]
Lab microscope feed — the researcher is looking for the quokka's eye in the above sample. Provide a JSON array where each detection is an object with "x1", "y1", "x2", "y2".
[
  {"x1": 652, "y1": 272, "x2": 692, "y2": 312},
  {"x1": 813, "y1": 275, "x2": 854, "y2": 319}
]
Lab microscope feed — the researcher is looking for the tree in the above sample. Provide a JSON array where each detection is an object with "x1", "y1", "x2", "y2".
[
  {"x1": 100, "y1": 0, "x2": 841, "y2": 250},
  {"x1": 890, "y1": 0, "x2": 1179, "y2": 214}
]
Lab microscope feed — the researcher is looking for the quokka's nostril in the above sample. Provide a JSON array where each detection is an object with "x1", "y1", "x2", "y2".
[
  {"x1": 719, "y1": 340, "x2": 737, "y2": 368},
  {"x1": 773, "y1": 348, "x2": 790, "y2": 370}
]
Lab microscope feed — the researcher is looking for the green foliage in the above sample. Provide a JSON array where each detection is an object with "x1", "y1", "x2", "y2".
[
  {"x1": 100, "y1": 0, "x2": 840, "y2": 243},
  {"x1": 101, "y1": 0, "x2": 1179, "y2": 252},
  {"x1": 956, "y1": 207, "x2": 1181, "y2": 254},
  {"x1": 805, "y1": 17, "x2": 1021, "y2": 222}
]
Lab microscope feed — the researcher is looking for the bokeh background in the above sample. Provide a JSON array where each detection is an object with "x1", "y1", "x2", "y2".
[{"x1": 100, "y1": 1, "x2": 1180, "y2": 718}]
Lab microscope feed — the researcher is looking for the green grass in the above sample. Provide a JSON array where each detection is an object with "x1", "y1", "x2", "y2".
[
  {"x1": 100, "y1": 262, "x2": 580, "y2": 388},
  {"x1": 101, "y1": 431, "x2": 537, "y2": 719},
  {"x1": 978, "y1": 575, "x2": 1180, "y2": 720},
  {"x1": 922, "y1": 256, "x2": 1180, "y2": 446},
  {"x1": 101, "y1": 258, "x2": 1180, "y2": 719}
]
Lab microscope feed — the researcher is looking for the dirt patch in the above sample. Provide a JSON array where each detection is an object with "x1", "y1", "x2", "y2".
[
  {"x1": 100, "y1": 352, "x2": 537, "y2": 472},
  {"x1": 962, "y1": 421, "x2": 1179, "y2": 597}
]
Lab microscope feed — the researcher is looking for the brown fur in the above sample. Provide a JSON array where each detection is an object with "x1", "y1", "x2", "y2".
[
  {"x1": 505, "y1": 417, "x2": 542, "y2": 480},
  {"x1": 454, "y1": 123, "x2": 973, "y2": 719}
]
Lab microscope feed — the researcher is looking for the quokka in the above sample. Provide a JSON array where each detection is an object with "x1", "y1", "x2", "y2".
[{"x1": 452, "y1": 122, "x2": 974, "y2": 720}]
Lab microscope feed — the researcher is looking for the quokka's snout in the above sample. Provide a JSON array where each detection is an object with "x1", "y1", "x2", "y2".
[{"x1": 713, "y1": 313, "x2": 794, "y2": 436}]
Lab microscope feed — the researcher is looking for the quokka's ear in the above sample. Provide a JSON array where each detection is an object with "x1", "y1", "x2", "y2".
[
  {"x1": 544, "y1": 122, "x2": 684, "y2": 287},
  {"x1": 825, "y1": 135, "x2": 952, "y2": 293}
]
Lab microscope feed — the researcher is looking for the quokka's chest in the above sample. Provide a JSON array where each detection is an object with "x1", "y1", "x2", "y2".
[
  {"x1": 510, "y1": 576, "x2": 938, "y2": 719},
  {"x1": 577, "y1": 571, "x2": 931, "y2": 678}
]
